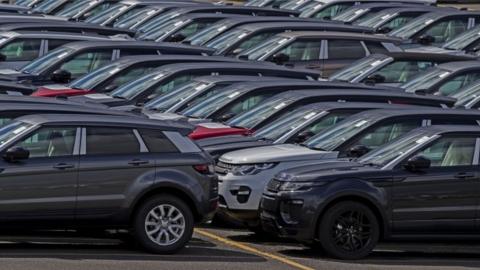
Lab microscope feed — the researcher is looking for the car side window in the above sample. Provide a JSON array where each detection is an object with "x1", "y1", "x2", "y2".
[
  {"x1": 85, "y1": 127, "x2": 140, "y2": 155},
  {"x1": 313, "y1": 3, "x2": 352, "y2": 19},
  {"x1": 275, "y1": 40, "x2": 322, "y2": 61},
  {"x1": 231, "y1": 32, "x2": 277, "y2": 56},
  {"x1": 0, "y1": 38, "x2": 41, "y2": 61},
  {"x1": 413, "y1": 136, "x2": 477, "y2": 167},
  {"x1": 367, "y1": 61, "x2": 436, "y2": 83},
  {"x1": 118, "y1": 49, "x2": 160, "y2": 57},
  {"x1": 153, "y1": 75, "x2": 195, "y2": 96},
  {"x1": 16, "y1": 127, "x2": 76, "y2": 158},
  {"x1": 60, "y1": 50, "x2": 113, "y2": 79},
  {"x1": 437, "y1": 72, "x2": 480, "y2": 96},
  {"x1": 47, "y1": 39, "x2": 74, "y2": 51},
  {"x1": 422, "y1": 18, "x2": 469, "y2": 44},
  {"x1": 382, "y1": 14, "x2": 418, "y2": 31},
  {"x1": 139, "y1": 129, "x2": 178, "y2": 153},
  {"x1": 328, "y1": 40, "x2": 366, "y2": 60},
  {"x1": 104, "y1": 66, "x2": 156, "y2": 90},
  {"x1": 364, "y1": 41, "x2": 388, "y2": 54},
  {"x1": 348, "y1": 120, "x2": 422, "y2": 151}
]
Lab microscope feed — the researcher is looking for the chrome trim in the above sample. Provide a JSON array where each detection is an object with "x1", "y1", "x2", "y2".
[
  {"x1": 133, "y1": 129, "x2": 148, "y2": 153},
  {"x1": 163, "y1": 131, "x2": 200, "y2": 153}
]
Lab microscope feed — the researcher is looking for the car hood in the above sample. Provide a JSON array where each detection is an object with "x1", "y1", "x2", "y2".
[
  {"x1": 276, "y1": 160, "x2": 381, "y2": 182},
  {"x1": 0, "y1": 69, "x2": 33, "y2": 82},
  {"x1": 219, "y1": 144, "x2": 338, "y2": 164}
]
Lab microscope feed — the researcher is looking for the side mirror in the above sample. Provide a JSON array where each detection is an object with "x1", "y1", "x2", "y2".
[
  {"x1": 232, "y1": 48, "x2": 244, "y2": 55},
  {"x1": 293, "y1": 130, "x2": 315, "y2": 143},
  {"x1": 168, "y1": 33, "x2": 186, "y2": 42},
  {"x1": 103, "y1": 84, "x2": 118, "y2": 93},
  {"x1": 238, "y1": 54, "x2": 249, "y2": 61},
  {"x1": 347, "y1": 145, "x2": 370, "y2": 158},
  {"x1": 364, "y1": 74, "x2": 385, "y2": 85},
  {"x1": 416, "y1": 35, "x2": 435, "y2": 45},
  {"x1": 50, "y1": 69, "x2": 72, "y2": 84},
  {"x1": 323, "y1": 16, "x2": 331, "y2": 20},
  {"x1": 404, "y1": 155, "x2": 430, "y2": 172},
  {"x1": 218, "y1": 112, "x2": 236, "y2": 122},
  {"x1": 413, "y1": 89, "x2": 428, "y2": 96},
  {"x1": 3, "y1": 147, "x2": 29, "y2": 163},
  {"x1": 271, "y1": 53, "x2": 290, "y2": 65},
  {"x1": 376, "y1": 26, "x2": 392, "y2": 34},
  {"x1": 0, "y1": 53, "x2": 6, "y2": 62}
]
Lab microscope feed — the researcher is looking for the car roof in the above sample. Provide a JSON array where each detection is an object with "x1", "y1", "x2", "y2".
[
  {"x1": 374, "y1": 6, "x2": 454, "y2": 13},
  {"x1": 0, "y1": 102, "x2": 130, "y2": 116},
  {"x1": 114, "y1": 54, "x2": 242, "y2": 65},
  {"x1": 276, "y1": 31, "x2": 402, "y2": 42},
  {"x1": 61, "y1": 40, "x2": 213, "y2": 54},
  {"x1": 0, "y1": 22, "x2": 137, "y2": 35},
  {"x1": 191, "y1": 75, "x2": 299, "y2": 83},
  {"x1": 169, "y1": 5, "x2": 299, "y2": 15},
  {"x1": 355, "y1": 108, "x2": 480, "y2": 120},
  {"x1": 0, "y1": 94, "x2": 110, "y2": 108},
  {"x1": 0, "y1": 31, "x2": 109, "y2": 40},
  {"x1": 236, "y1": 21, "x2": 371, "y2": 32},
  {"x1": 437, "y1": 60, "x2": 480, "y2": 72},
  {"x1": 374, "y1": 52, "x2": 475, "y2": 61},
  {"x1": 285, "y1": 101, "x2": 425, "y2": 111},
  {"x1": 224, "y1": 80, "x2": 395, "y2": 91},
  {"x1": 413, "y1": 125, "x2": 480, "y2": 134},
  {"x1": 319, "y1": 0, "x2": 436, "y2": 4},
  {"x1": 16, "y1": 114, "x2": 194, "y2": 135},
  {"x1": 169, "y1": 13, "x2": 246, "y2": 20}
]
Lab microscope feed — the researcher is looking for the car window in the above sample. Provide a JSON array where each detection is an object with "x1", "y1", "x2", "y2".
[
  {"x1": 364, "y1": 41, "x2": 388, "y2": 54},
  {"x1": 349, "y1": 119, "x2": 422, "y2": 152},
  {"x1": 0, "y1": 38, "x2": 41, "y2": 61},
  {"x1": 153, "y1": 74, "x2": 195, "y2": 96},
  {"x1": 437, "y1": 72, "x2": 480, "y2": 96},
  {"x1": 103, "y1": 66, "x2": 157, "y2": 91},
  {"x1": 382, "y1": 14, "x2": 418, "y2": 31},
  {"x1": 176, "y1": 21, "x2": 213, "y2": 40},
  {"x1": 86, "y1": 127, "x2": 140, "y2": 155},
  {"x1": 413, "y1": 136, "x2": 476, "y2": 167},
  {"x1": 313, "y1": 3, "x2": 352, "y2": 19},
  {"x1": 230, "y1": 32, "x2": 277, "y2": 56},
  {"x1": 275, "y1": 40, "x2": 321, "y2": 61},
  {"x1": 80, "y1": 2, "x2": 113, "y2": 20},
  {"x1": 219, "y1": 92, "x2": 276, "y2": 118},
  {"x1": 288, "y1": 111, "x2": 353, "y2": 143},
  {"x1": 328, "y1": 40, "x2": 366, "y2": 60},
  {"x1": 367, "y1": 61, "x2": 436, "y2": 84},
  {"x1": 60, "y1": 50, "x2": 112, "y2": 79},
  {"x1": 47, "y1": 39, "x2": 74, "y2": 51},
  {"x1": 422, "y1": 18, "x2": 469, "y2": 44},
  {"x1": 16, "y1": 127, "x2": 76, "y2": 158},
  {"x1": 139, "y1": 129, "x2": 178, "y2": 153}
]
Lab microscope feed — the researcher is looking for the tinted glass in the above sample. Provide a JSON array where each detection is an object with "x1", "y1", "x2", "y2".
[
  {"x1": 48, "y1": 39, "x2": 73, "y2": 51},
  {"x1": 0, "y1": 38, "x2": 41, "y2": 61},
  {"x1": 422, "y1": 18, "x2": 468, "y2": 44},
  {"x1": 328, "y1": 40, "x2": 365, "y2": 60},
  {"x1": 367, "y1": 61, "x2": 436, "y2": 84},
  {"x1": 139, "y1": 129, "x2": 178, "y2": 153},
  {"x1": 437, "y1": 72, "x2": 480, "y2": 96},
  {"x1": 86, "y1": 127, "x2": 140, "y2": 155},
  {"x1": 414, "y1": 136, "x2": 476, "y2": 167},
  {"x1": 17, "y1": 127, "x2": 76, "y2": 158},
  {"x1": 60, "y1": 50, "x2": 112, "y2": 79},
  {"x1": 276, "y1": 40, "x2": 321, "y2": 61}
]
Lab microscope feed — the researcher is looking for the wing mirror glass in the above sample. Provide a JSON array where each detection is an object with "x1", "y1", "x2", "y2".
[
  {"x1": 376, "y1": 26, "x2": 392, "y2": 34},
  {"x1": 417, "y1": 35, "x2": 435, "y2": 45},
  {"x1": 404, "y1": 155, "x2": 431, "y2": 172},
  {"x1": 294, "y1": 130, "x2": 315, "y2": 144},
  {"x1": 3, "y1": 147, "x2": 29, "y2": 163},
  {"x1": 271, "y1": 53, "x2": 290, "y2": 65},
  {"x1": 364, "y1": 74, "x2": 386, "y2": 85},
  {"x1": 218, "y1": 112, "x2": 236, "y2": 122},
  {"x1": 50, "y1": 69, "x2": 72, "y2": 84},
  {"x1": 169, "y1": 33, "x2": 186, "y2": 42}
]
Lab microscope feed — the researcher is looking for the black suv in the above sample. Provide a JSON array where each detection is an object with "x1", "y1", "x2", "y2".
[
  {"x1": 0, "y1": 114, "x2": 217, "y2": 254},
  {"x1": 261, "y1": 125, "x2": 480, "y2": 259}
]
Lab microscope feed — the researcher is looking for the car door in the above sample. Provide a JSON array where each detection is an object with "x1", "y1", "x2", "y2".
[
  {"x1": 0, "y1": 125, "x2": 79, "y2": 221},
  {"x1": 268, "y1": 38, "x2": 322, "y2": 73},
  {"x1": 76, "y1": 126, "x2": 156, "y2": 220},
  {"x1": 323, "y1": 39, "x2": 368, "y2": 78},
  {"x1": 391, "y1": 135, "x2": 480, "y2": 234}
]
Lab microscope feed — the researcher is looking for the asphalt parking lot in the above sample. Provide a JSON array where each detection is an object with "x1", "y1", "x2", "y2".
[{"x1": 1, "y1": 226, "x2": 480, "y2": 270}]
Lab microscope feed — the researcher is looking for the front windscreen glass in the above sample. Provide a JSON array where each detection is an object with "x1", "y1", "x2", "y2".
[
  {"x1": 205, "y1": 28, "x2": 251, "y2": 51},
  {"x1": 186, "y1": 20, "x2": 233, "y2": 46},
  {"x1": 21, "y1": 47, "x2": 73, "y2": 75},
  {"x1": 0, "y1": 121, "x2": 34, "y2": 148},
  {"x1": 69, "y1": 61, "x2": 127, "y2": 90},
  {"x1": 114, "y1": 7, "x2": 158, "y2": 29},
  {"x1": 401, "y1": 68, "x2": 451, "y2": 92},
  {"x1": 443, "y1": 26, "x2": 480, "y2": 51},
  {"x1": 241, "y1": 36, "x2": 290, "y2": 60},
  {"x1": 330, "y1": 55, "x2": 391, "y2": 82},
  {"x1": 85, "y1": 3, "x2": 130, "y2": 24},
  {"x1": 181, "y1": 87, "x2": 246, "y2": 118},
  {"x1": 389, "y1": 13, "x2": 440, "y2": 39},
  {"x1": 109, "y1": 71, "x2": 169, "y2": 100}
]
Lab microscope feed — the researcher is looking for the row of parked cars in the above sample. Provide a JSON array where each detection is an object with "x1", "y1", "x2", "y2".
[{"x1": 0, "y1": 0, "x2": 478, "y2": 260}]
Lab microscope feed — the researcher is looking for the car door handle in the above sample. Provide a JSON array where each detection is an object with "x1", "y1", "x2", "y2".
[
  {"x1": 454, "y1": 172, "x2": 475, "y2": 179},
  {"x1": 53, "y1": 163, "x2": 75, "y2": 170},
  {"x1": 128, "y1": 159, "x2": 149, "y2": 166}
]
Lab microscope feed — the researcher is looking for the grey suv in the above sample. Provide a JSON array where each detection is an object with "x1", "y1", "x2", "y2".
[{"x1": 0, "y1": 114, "x2": 218, "y2": 254}]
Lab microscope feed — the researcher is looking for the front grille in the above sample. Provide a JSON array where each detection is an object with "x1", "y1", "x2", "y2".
[{"x1": 266, "y1": 179, "x2": 282, "y2": 193}]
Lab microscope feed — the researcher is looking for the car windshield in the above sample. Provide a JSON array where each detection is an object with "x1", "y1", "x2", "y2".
[
  {"x1": 401, "y1": 68, "x2": 451, "y2": 92},
  {"x1": 357, "y1": 10, "x2": 395, "y2": 28},
  {"x1": 253, "y1": 108, "x2": 326, "y2": 141},
  {"x1": 69, "y1": 61, "x2": 127, "y2": 90},
  {"x1": 241, "y1": 36, "x2": 291, "y2": 60},
  {"x1": 245, "y1": 0, "x2": 270, "y2": 6},
  {"x1": 333, "y1": 7, "x2": 368, "y2": 22},
  {"x1": 227, "y1": 97, "x2": 295, "y2": 129},
  {"x1": 281, "y1": 0, "x2": 311, "y2": 10},
  {"x1": 0, "y1": 121, "x2": 34, "y2": 148},
  {"x1": 182, "y1": 87, "x2": 247, "y2": 118},
  {"x1": 330, "y1": 55, "x2": 392, "y2": 82},
  {"x1": 186, "y1": 21, "x2": 233, "y2": 46},
  {"x1": 55, "y1": 0, "x2": 92, "y2": 17},
  {"x1": 109, "y1": 70, "x2": 170, "y2": 100},
  {"x1": 137, "y1": 11, "x2": 181, "y2": 33},
  {"x1": 139, "y1": 18, "x2": 186, "y2": 41},
  {"x1": 452, "y1": 81, "x2": 480, "y2": 107},
  {"x1": 358, "y1": 131, "x2": 436, "y2": 167},
  {"x1": 443, "y1": 26, "x2": 480, "y2": 51},
  {"x1": 299, "y1": 1, "x2": 325, "y2": 17},
  {"x1": 114, "y1": 7, "x2": 158, "y2": 29},
  {"x1": 144, "y1": 81, "x2": 215, "y2": 111},
  {"x1": 305, "y1": 115, "x2": 374, "y2": 151},
  {"x1": 390, "y1": 13, "x2": 440, "y2": 39},
  {"x1": 205, "y1": 28, "x2": 251, "y2": 51},
  {"x1": 21, "y1": 47, "x2": 74, "y2": 75},
  {"x1": 33, "y1": 0, "x2": 62, "y2": 13},
  {"x1": 85, "y1": 3, "x2": 130, "y2": 24}
]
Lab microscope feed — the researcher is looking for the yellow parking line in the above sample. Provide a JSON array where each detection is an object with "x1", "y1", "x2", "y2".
[{"x1": 195, "y1": 228, "x2": 315, "y2": 270}]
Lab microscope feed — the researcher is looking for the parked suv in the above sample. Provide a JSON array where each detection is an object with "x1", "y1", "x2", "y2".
[
  {"x1": 0, "y1": 114, "x2": 217, "y2": 253},
  {"x1": 261, "y1": 125, "x2": 480, "y2": 259}
]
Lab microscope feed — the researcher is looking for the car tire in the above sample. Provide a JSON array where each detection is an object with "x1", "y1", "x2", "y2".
[
  {"x1": 133, "y1": 194, "x2": 194, "y2": 254},
  {"x1": 318, "y1": 201, "x2": 379, "y2": 260}
]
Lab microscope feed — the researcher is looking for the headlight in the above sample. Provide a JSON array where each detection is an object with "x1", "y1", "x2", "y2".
[
  {"x1": 231, "y1": 163, "x2": 277, "y2": 176},
  {"x1": 278, "y1": 181, "x2": 326, "y2": 192}
]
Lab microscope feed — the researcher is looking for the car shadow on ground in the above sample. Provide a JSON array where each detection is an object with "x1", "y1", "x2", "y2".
[{"x1": 0, "y1": 236, "x2": 266, "y2": 263}]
